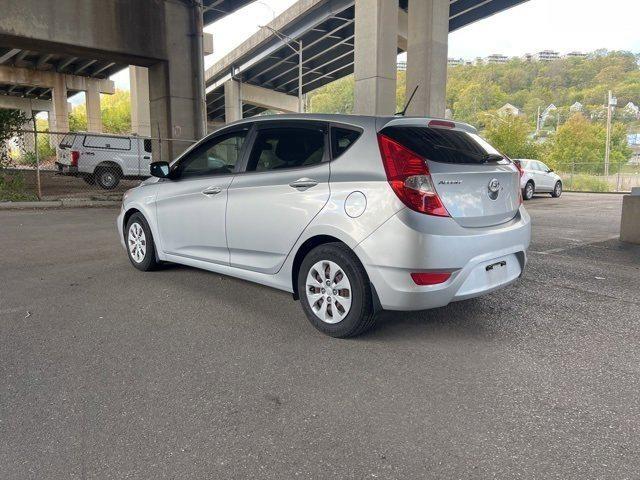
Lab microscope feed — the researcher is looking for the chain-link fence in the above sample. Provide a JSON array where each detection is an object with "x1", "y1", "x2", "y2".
[
  {"x1": 0, "y1": 129, "x2": 196, "y2": 201},
  {"x1": 557, "y1": 161, "x2": 640, "y2": 193},
  {"x1": 2, "y1": 129, "x2": 639, "y2": 200}
]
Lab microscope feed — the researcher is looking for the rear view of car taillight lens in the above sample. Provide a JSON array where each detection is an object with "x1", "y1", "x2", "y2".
[
  {"x1": 377, "y1": 133, "x2": 449, "y2": 217},
  {"x1": 512, "y1": 160, "x2": 524, "y2": 205},
  {"x1": 71, "y1": 150, "x2": 80, "y2": 167}
]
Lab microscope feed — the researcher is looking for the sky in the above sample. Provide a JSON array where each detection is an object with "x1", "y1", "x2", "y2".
[{"x1": 103, "y1": 0, "x2": 640, "y2": 100}]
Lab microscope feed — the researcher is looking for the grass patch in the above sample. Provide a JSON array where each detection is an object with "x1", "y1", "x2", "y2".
[
  {"x1": 561, "y1": 174, "x2": 611, "y2": 192},
  {"x1": 0, "y1": 171, "x2": 38, "y2": 201}
]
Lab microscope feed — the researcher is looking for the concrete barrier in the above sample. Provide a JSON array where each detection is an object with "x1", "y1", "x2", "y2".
[{"x1": 620, "y1": 188, "x2": 640, "y2": 244}]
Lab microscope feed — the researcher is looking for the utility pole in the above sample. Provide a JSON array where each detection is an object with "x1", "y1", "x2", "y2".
[
  {"x1": 535, "y1": 105, "x2": 541, "y2": 135},
  {"x1": 604, "y1": 90, "x2": 616, "y2": 177},
  {"x1": 260, "y1": 24, "x2": 304, "y2": 113}
]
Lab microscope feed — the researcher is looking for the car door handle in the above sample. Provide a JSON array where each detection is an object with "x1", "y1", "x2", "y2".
[
  {"x1": 289, "y1": 178, "x2": 319, "y2": 189},
  {"x1": 202, "y1": 186, "x2": 222, "y2": 195},
  {"x1": 142, "y1": 155, "x2": 150, "y2": 160},
  {"x1": 84, "y1": 152, "x2": 94, "y2": 156}
]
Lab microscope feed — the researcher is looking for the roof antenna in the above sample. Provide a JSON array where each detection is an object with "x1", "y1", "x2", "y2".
[{"x1": 396, "y1": 85, "x2": 419, "y2": 116}]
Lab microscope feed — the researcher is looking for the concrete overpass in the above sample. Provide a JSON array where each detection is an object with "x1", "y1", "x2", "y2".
[
  {"x1": 204, "y1": 0, "x2": 529, "y2": 123},
  {"x1": 0, "y1": 0, "x2": 254, "y2": 158}
]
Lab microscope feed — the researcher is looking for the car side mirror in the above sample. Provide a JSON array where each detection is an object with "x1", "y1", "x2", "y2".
[
  {"x1": 150, "y1": 161, "x2": 170, "y2": 178},
  {"x1": 547, "y1": 168, "x2": 554, "y2": 173}
]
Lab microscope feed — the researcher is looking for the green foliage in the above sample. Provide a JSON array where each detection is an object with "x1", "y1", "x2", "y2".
[
  {"x1": 447, "y1": 51, "x2": 639, "y2": 127},
  {"x1": 69, "y1": 89, "x2": 131, "y2": 134},
  {"x1": 482, "y1": 113, "x2": 538, "y2": 159},
  {"x1": 69, "y1": 103, "x2": 87, "y2": 132},
  {"x1": 101, "y1": 90, "x2": 131, "y2": 134},
  {"x1": 0, "y1": 108, "x2": 29, "y2": 168},
  {"x1": 0, "y1": 171, "x2": 36, "y2": 201},
  {"x1": 308, "y1": 76, "x2": 354, "y2": 114},
  {"x1": 543, "y1": 113, "x2": 631, "y2": 174},
  {"x1": 562, "y1": 174, "x2": 611, "y2": 192}
]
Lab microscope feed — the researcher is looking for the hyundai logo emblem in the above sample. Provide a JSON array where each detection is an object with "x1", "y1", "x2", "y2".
[{"x1": 488, "y1": 178, "x2": 500, "y2": 193}]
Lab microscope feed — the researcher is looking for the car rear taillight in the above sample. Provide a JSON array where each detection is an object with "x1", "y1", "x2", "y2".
[
  {"x1": 512, "y1": 161, "x2": 524, "y2": 205},
  {"x1": 513, "y1": 160, "x2": 524, "y2": 178},
  {"x1": 411, "y1": 272, "x2": 451, "y2": 285},
  {"x1": 377, "y1": 133, "x2": 449, "y2": 217},
  {"x1": 71, "y1": 150, "x2": 80, "y2": 167}
]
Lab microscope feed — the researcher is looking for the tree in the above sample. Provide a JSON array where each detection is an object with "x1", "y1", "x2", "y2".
[
  {"x1": 101, "y1": 90, "x2": 131, "y2": 134},
  {"x1": 543, "y1": 113, "x2": 631, "y2": 174},
  {"x1": 0, "y1": 109, "x2": 29, "y2": 168},
  {"x1": 68, "y1": 89, "x2": 131, "y2": 134},
  {"x1": 0, "y1": 108, "x2": 33, "y2": 200},
  {"x1": 482, "y1": 112, "x2": 538, "y2": 159}
]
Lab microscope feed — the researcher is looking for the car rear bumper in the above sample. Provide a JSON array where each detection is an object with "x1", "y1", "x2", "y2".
[
  {"x1": 355, "y1": 207, "x2": 531, "y2": 311},
  {"x1": 55, "y1": 162, "x2": 78, "y2": 175}
]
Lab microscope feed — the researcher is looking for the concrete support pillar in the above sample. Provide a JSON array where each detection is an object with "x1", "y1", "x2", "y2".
[
  {"x1": 405, "y1": 0, "x2": 449, "y2": 117},
  {"x1": 353, "y1": 0, "x2": 398, "y2": 115},
  {"x1": 85, "y1": 80, "x2": 102, "y2": 133},
  {"x1": 620, "y1": 191, "x2": 640, "y2": 244},
  {"x1": 148, "y1": 0, "x2": 205, "y2": 161},
  {"x1": 224, "y1": 79, "x2": 242, "y2": 123},
  {"x1": 130, "y1": 66, "x2": 151, "y2": 137},
  {"x1": 51, "y1": 74, "x2": 69, "y2": 133}
]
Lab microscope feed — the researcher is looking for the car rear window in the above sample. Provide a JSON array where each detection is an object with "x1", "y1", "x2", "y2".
[
  {"x1": 59, "y1": 134, "x2": 76, "y2": 148},
  {"x1": 379, "y1": 125, "x2": 502, "y2": 164},
  {"x1": 83, "y1": 135, "x2": 131, "y2": 151}
]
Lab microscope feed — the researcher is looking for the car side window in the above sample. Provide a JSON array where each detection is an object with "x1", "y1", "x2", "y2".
[
  {"x1": 246, "y1": 127, "x2": 325, "y2": 172},
  {"x1": 175, "y1": 130, "x2": 247, "y2": 179},
  {"x1": 539, "y1": 162, "x2": 550, "y2": 172},
  {"x1": 331, "y1": 127, "x2": 362, "y2": 159}
]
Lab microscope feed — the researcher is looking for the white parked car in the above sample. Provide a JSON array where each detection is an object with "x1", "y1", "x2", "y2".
[
  {"x1": 514, "y1": 159, "x2": 562, "y2": 200},
  {"x1": 56, "y1": 133, "x2": 153, "y2": 189},
  {"x1": 118, "y1": 114, "x2": 531, "y2": 337}
]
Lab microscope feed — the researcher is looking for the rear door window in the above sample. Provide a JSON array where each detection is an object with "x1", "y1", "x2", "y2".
[
  {"x1": 83, "y1": 135, "x2": 131, "y2": 151},
  {"x1": 380, "y1": 125, "x2": 502, "y2": 164},
  {"x1": 246, "y1": 127, "x2": 326, "y2": 172}
]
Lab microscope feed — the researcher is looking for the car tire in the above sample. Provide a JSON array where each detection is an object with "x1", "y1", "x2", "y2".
[
  {"x1": 551, "y1": 181, "x2": 562, "y2": 198},
  {"x1": 298, "y1": 242, "x2": 377, "y2": 338},
  {"x1": 96, "y1": 165, "x2": 121, "y2": 190},
  {"x1": 82, "y1": 174, "x2": 96, "y2": 185},
  {"x1": 125, "y1": 213, "x2": 159, "y2": 271},
  {"x1": 523, "y1": 181, "x2": 534, "y2": 201}
]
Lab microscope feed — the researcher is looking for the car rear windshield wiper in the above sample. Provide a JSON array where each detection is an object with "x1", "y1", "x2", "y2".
[{"x1": 432, "y1": 143, "x2": 504, "y2": 162}]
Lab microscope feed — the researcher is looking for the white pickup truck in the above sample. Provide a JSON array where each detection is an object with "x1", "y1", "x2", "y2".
[{"x1": 55, "y1": 132, "x2": 153, "y2": 189}]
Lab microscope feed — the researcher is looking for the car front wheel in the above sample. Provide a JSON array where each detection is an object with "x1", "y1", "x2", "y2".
[
  {"x1": 551, "y1": 181, "x2": 562, "y2": 198},
  {"x1": 125, "y1": 213, "x2": 159, "y2": 271},
  {"x1": 298, "y1": 243, "x2": 377, "y2": 338}
]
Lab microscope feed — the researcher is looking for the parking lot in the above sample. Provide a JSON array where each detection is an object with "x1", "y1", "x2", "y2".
[{"x1": 1, "y1": 192, "x2": 639, "y2": 479}]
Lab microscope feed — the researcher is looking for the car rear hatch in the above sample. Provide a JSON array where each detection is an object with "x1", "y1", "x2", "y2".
[
  {"x1": 379, "y1": 119, "x2": 521, "y2": 227},
  {"x1": 57, "y1": 133, "x2": 77, "y2": 165}
]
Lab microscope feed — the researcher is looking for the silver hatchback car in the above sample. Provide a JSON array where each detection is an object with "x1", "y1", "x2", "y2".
[{"x1": 117, "y1": 114, "x2": 531, "y2": 337}]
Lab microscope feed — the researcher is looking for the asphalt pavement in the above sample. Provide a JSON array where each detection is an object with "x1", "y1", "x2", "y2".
[{"x1": 1, "y1": 192, "x2": 639, "y2": 479}]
